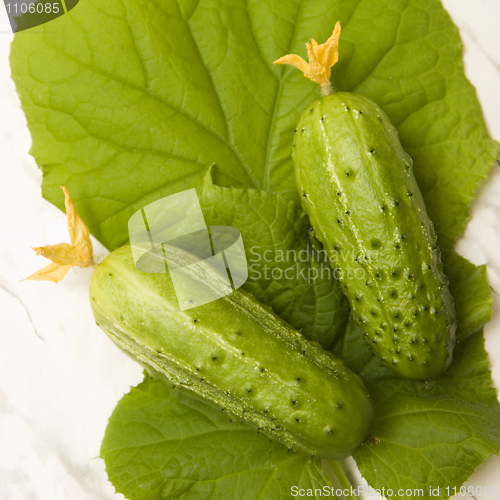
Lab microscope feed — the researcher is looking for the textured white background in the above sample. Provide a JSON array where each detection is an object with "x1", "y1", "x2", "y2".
[{"x1": 0, "y1": 1, "x2": 499, "y2": 499}]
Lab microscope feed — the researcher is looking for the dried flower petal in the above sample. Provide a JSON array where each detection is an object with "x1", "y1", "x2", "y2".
[
  {"x1": 25, "y1": 186, "x2": 93, "y2": 282},
  {"x1": 24, "y1": 262, "x2": 73, "y2": 283},
  {"x1": 62, "y1": 186, "x2": 92, "y2": 265},
  {"x1": 273, "y1": 22, "x2": 341, "y2": 95}
]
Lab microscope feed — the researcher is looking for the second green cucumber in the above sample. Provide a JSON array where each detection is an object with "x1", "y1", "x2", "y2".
[
  {"x1": 90, "y1": 244, "x2": 373, "y2": 459},
  {"x1": 293, "y1": 92, "x2": 456, "y2": 379}
]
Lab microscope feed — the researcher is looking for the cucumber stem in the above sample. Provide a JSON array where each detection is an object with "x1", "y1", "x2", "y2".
[
  {"x1": 322, "y1": 81, "x2": 332, "y2": 97},
  {"x1": 329, "y1": 460, "x2": 359, "y2": 500}
]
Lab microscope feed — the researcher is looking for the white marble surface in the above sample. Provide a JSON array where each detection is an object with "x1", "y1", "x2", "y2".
[{"x1": 0, "y1": 1, "x2": 499, "y2": 499}]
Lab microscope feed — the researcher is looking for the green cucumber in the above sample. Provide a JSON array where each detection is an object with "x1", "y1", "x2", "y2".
[
  {"x1": 293, "y1": 92, "x2": 456, "y2": 379},
  {"x1": 90, "y1": 244, "x2": 373, "y2": 459}
]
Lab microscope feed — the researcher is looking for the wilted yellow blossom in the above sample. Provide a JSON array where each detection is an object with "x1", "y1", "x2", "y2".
[
  {"x1": 273, "y1": 22, "x2": 341, "y2": 95},
  {"x1": 25, "y1": 186, "x2": 94, "y2": 283}
]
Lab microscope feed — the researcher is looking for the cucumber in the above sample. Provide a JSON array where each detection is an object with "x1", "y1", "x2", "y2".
[
  {"x1": 90, "y1": 244, "x2": 373, "y2": 459},
  {"x1": 292, "y1": 92, "x2": 456, "y2": 379}
]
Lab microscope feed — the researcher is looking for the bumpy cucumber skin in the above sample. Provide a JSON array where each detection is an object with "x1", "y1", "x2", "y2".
[
  {"x1": 293, "y1": 92, "x2": 456, "y2": 380},
  {"x1": 90, "y1": 245, "x2": 373, "y2": 460}
]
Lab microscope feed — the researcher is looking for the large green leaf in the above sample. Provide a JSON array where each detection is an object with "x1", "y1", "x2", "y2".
[
  {"x1": 101, "y1": 374, "x2": 332, "y2": 500},
  {"x1": 200, "y1": 167, "x2": 348, "y2": 348},
  {"x1": 445, "y1": 252, "x2": 492, "y2": 342},
  {"x1": 10, "y1": 0, "x2": 498, "y2": 252}
]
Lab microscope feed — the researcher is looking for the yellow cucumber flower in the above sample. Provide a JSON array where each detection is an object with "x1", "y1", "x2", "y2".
[
  {"x1": 25, "y1": 186, "x2": 94, "y2": 282},
  {"x1": 273, "y1": 21, "x2": 341, "y2": 95}
]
